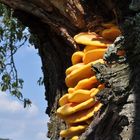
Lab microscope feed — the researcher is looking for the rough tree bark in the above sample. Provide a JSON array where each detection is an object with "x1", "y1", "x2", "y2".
[{"x1": 0, "y1": 0, "x2": 140, "y2": 140}]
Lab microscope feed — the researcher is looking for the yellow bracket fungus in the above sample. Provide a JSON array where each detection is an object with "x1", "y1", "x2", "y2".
[
  {"x1": 68, "y1": 88, "x2": 75, "y2": 93},
  {"x1": 66, "y1": 63, "x2": 84, "y2": 76},
  {"x1": 57, "y1": 22, "x2": 122, "y2": 139},
  {"x1": 71, "y1": 136, "x2": 79, "y2": 140},
  {"x1": 90, "y1": 84, "x2": 105, "y2": 97},
  {"x1": 101, "y1": 27, "x2": 121, "y2": 41},
  {"x1": 74, "y1": 32, "x2": 111, "y2": 46},
  {"x1": 84, "y1": 45, "x2": 107, "y2": 53},
  {"x1": 65, "y1": 102, "x2": 103, "y2": 124},
  {"x1": 68, "y1": 89, "x2": 95, "y2": 103},
  {"x1": 71, "y1": 51, "x2": 85, "y2": 65},
  {"x1": 57, "y1": 98, "x2": 96, "y2": 116},
  {"x1": 60, "y1": 125, "x2": 87, "y2": 138},
  {"x1": 83, "y1": 49, "x2": 106, "y2": 64},
  {"x1": 59, "y1": 94, "x2": 69, "y2": 106},
  {"x1": 65, "y1": 59, "x2": 104, "y2": 87},
  {"x1": 74, "y1": 76, "x2": 98, "y2": 90}
]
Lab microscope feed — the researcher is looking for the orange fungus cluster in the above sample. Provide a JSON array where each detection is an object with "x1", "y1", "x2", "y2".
[{"x1": 57, "y1": 22, "x2": 122, "y2": 140}]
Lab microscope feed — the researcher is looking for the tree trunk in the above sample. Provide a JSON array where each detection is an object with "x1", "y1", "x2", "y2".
[{"x1": 0, "y1": 0, "x2": 140, "y2": 140}]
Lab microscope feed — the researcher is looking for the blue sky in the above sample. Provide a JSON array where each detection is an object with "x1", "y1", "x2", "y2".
[{"x1": 0, "y1": 44, "x2": 50, "y2": 140}]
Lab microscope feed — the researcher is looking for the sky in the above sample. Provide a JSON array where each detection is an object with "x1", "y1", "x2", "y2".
[{"x1": 0, "y1": 44, "x2": 50, "y2": 140}]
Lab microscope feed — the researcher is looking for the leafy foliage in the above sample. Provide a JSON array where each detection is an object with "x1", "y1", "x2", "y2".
[
  {"x1": 37, "y1": 77, "x2": 44, "y2": 86},
  {"x1": 0, "y1": 4, "x2": 32, "y2": 107}
]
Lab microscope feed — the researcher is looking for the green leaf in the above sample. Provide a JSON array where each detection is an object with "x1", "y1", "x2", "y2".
[
  {"x1": 2, "y1": 73, "x2": 11, "y2": 84},
  {"x1": 11, "y1": 90, "x2": 23, "y2": 99},
  {"x1": 1, "y1": 84, "x2": 8, "y2": 91},
  {"x1": 0, "y1": 4, "x2": 33, "y2": 107},
  {"x1": 37, "y1": 77, "x2": 44, "y2": 86},
  {"x1": 24, "y1": 98, "x2": 32, "y2": 108},
  {"x1": 12, "y1": 81, "x2": 18, "y2": 88}
]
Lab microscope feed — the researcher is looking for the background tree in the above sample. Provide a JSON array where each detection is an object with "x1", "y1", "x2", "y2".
[{"x1": 0, "y1": 0, "x2": 140, "y2": 140}]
